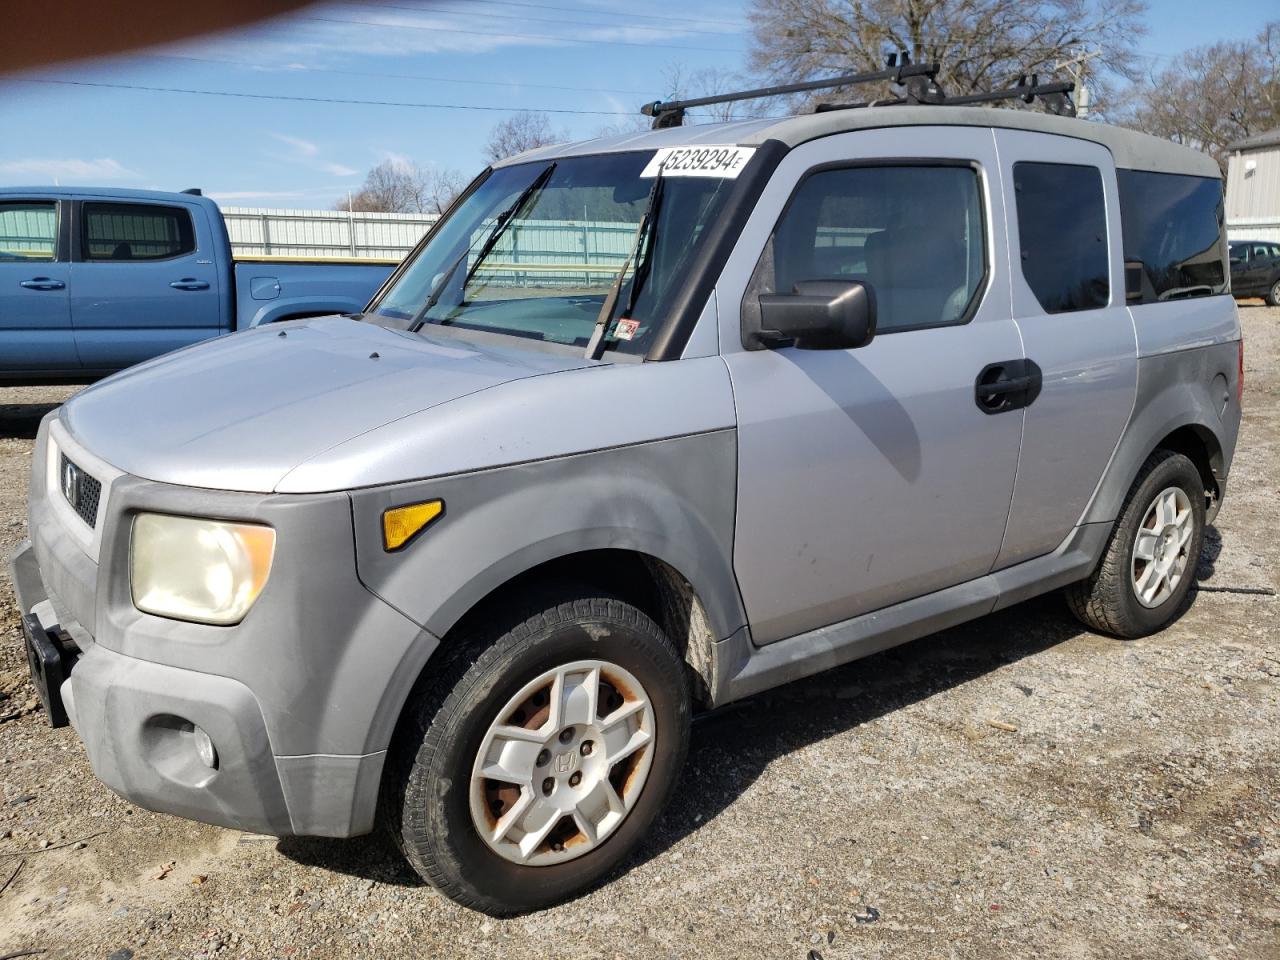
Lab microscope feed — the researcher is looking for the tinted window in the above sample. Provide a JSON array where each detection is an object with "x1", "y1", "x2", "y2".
[
  {"x1": 760, "y1": 164, "x2": 986, "y2": 333},
  {"x1": 0, "y1": 201, "x2": 57, "y2": 262},
  {"x1": 1013, "y1": 162, "x2": 1109, "y2": 313},
  {"x1": 82, "y1": 203, "x2": 195, "y2": 261},
  {"x1": 1118, "y1": 169, "x2": 1226, "y2": 304}
]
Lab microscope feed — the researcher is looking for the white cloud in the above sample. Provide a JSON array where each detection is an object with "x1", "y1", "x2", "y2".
[
  {"x1": 0, "y1": 157, "x2": 141, "y2": 181},
  {"x1": 271, "y1": 133, "x2": 319, "y2": 158},
  {"x1": 321, "y1": 162, "x2": 359, "y2": 177}
]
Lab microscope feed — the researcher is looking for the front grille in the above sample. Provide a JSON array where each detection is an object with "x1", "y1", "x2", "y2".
[{"x1": 59, "y1": 453, "x2": 102, "y2": 529}]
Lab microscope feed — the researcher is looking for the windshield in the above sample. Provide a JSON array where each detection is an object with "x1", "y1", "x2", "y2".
[{"x1": 369, "y1": 151, "x2": 738, "y2": 355}]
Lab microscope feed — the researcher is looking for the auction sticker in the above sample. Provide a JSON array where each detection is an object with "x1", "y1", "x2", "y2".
[{"x1": 641, "y1": 145, "x2": 756, "y2": 179}]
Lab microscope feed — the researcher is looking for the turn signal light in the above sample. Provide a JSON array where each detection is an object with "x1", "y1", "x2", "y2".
[{"x1": 382, "y1": 499, "x2": 444, "y2": 551}]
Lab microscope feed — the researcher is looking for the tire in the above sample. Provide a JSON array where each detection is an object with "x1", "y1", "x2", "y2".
[
  {"x1": 1266, "y1": 278, "x2": 1280, "y2": 307},
  {"x1": 382, "y1": 586, "x2": 690, "y2": 915},
  {"x1": 1066, "y1": 449, "x2": 1205, "y2": 638}
]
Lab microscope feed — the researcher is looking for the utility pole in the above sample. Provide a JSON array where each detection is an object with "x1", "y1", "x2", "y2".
[{"x1": 1054, "y1": 47, "x2": 1103, "y2": 118}]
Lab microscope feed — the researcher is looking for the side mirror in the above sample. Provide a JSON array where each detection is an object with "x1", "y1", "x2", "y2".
[{"x1": 755, "y1": 280, "x2": 876, "y2": 350}]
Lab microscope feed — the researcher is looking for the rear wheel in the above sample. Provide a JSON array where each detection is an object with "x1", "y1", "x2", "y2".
[
  {"x1": 1066, "y1": 449, "x2": 1205, "y2": 638},
  {"x1": 383, "y1": 587, "x2": 690, "y2": 915},
  {"x1": 1266, "y1": 278, "x2": 1280, "y2": 307}
]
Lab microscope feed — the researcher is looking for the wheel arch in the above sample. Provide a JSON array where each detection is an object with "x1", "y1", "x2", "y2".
[
  {"x1": 368, "y1": 545, "x2": 728, "y2": 764},
  {"x1": 1081, "y1": 344, "x2": 1239, "y2": 529}
]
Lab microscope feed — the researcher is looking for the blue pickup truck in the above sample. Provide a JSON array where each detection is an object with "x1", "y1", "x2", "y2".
[{"x1": 0, "y1": 187, "x2": 398, "y2": 382}]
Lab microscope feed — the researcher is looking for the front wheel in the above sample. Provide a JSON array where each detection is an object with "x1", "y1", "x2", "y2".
[
  {"x1": 383, "y1": 588, "x2": 690, "y2": 915},
  {"x1": 1066, "y1": 449, "x2": 1205, "y2": 638},
  {"x1": 1266, "y1": 278, "x2": 1280, "y2": 307}
]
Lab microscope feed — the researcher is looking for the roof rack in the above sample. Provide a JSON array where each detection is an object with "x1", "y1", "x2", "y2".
[
  {"x1": 815, "y1": 73, "x2": 1076, "y2": 117},
  {"x1": 639, "y1": 56, "x2": 1076, "y2": 129},
  {"x1": 640, "y1": 53, "x2": 939, "y2": 129}
]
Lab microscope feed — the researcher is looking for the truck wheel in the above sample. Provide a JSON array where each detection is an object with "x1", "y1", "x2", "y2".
[
  {"x1": 383, "y1": 587, "x2": 690, "y2": 915},
  {"x1": 1066, "y1": 450, "x2": 1205, "y2": 638},
  {"x1": 1267, "y1": 278, "x2": 1280, "y2": 307}
]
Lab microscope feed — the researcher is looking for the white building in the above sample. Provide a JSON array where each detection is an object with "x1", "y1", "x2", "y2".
[{"x1": 1225, "y1": 128, "x2": 1280, "y2": 244}]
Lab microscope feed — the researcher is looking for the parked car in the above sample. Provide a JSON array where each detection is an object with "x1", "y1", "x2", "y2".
[
  {"x1": 0, "y1": 187, "x2": 396, "y2": 382},
  {"x1": 1228, "y1": 239, "x2": 1280, "y2": 305},
  {"x1": 11, "y1": 103, "x2": 1241, "y2": 915}
]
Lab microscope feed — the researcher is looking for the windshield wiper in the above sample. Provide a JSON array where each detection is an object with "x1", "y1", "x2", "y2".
[
  {"x1": 409, "y1": 162, "x2": 557, "y2": 332},
  {"x1": 585, "y1": 166, "x2": 667, "y2": 359}
]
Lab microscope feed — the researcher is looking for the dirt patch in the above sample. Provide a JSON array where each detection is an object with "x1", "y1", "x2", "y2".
[{"x1": 0, "y1": 313, "x2": 1277, "y2": 959}]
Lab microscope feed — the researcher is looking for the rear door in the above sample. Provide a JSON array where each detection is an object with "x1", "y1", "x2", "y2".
[
  {"x1": 69, "y1": 197, "x2": 222, "y2": 371},
  {"x1": 991, "y1": 131, "x2": 1137, "y2": 567},
  {"x1": 0, "y1": 197, "x2": 78, "y2": 375}
]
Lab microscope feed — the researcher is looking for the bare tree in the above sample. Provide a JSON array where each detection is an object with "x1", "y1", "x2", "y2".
[
  {"x1": 1122, "y1": 21, "x2": 1280, "y2": 172},
  {"x1": 483, "y1": 111, "x2": 568, "y2": 163},
  {"x1": 336, "y1": 160, "x2": 465, "y2": 214},
  {"x1": 746, "y1": 0, "x2": 1147, "y2": 110}
]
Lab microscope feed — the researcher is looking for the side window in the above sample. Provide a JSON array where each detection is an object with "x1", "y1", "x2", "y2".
[
  {"x1": 1012, "y1": 162, "x2": 1109, "y2": 313},
  {"x1": 81, "y1": 202, "x2": 196, "y2": 261},
  {"x1": 0, "y1": 201, "x2": 57, "y2": 262},
  {"x1": 757, "y1": 164, "x2": 986, "y2": 333},
  {"x1": 1252, "y1": 244, "x2": 1270, "y2": 260},
  {"x1": 1116, "y1": 169, "x2": 1226, "y2": 304}
]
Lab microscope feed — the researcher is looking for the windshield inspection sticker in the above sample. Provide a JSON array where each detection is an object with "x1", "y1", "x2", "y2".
[
  {"x1": 641, "y1": 145, "x2": 756, "y2": 179},
  {"x1": 614, "y1": 318, "x2": 641, "y2": 341}
]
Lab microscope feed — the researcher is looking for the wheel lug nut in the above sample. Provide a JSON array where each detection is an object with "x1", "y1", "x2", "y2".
[
  {"x1": 569, "y1": 772, "x2": 582, "y2": 787},
  {"x1": 558, "y1": 728, "x2": 574, "y2": 744},
  {"x1": 580, "y1": 741, "x2": 594, "y2": 756},
  {"x1": 541, "y1": 777, "x2": 554, "y2": 796},
  {"x1": 536, "y1": 749, "x2": 550, "y2": 767}
]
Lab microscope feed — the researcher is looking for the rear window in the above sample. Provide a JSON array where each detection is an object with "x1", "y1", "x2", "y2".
[
  {"x1": 0, "y1": 201, "x2": 57, "y2": 262},
  {"x1": 1117, "y1": 170, "x2": 1226, "y2": 303},
  {"x1": 1012, "y1": 162, "x2": 1110, "y2": 314},
  {"x1": 82, "y1": 202, "x2": 196, "y2": 261}
]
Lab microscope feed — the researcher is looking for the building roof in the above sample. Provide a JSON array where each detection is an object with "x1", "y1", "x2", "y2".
[
  {"x1": 1226, "y1": 128, "x2": 1280, "y2": 154},
  {"x1": 500, "y1": 105, "x2": 1220, "y2": 179}
]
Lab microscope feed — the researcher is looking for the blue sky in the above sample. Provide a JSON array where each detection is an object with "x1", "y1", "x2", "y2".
[{"x1": 0, "y1": 0, "x2": 1269, "y2": 209}]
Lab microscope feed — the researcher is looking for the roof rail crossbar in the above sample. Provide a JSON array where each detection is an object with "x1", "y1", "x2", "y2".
[
  {"x1": 815, "y1": 75, "x2": 1077, "y2": 118},
  {"x1": 640, "y1": 56, "x2": 940, "y2": 129}
]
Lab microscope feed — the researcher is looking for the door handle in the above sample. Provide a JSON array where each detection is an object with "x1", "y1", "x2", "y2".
[
  {"x1": 975, "y1": 359, "x2": 1042, "y2": 414},
  {"x1": 170, "y1": 279, "x2": 210, "y2": 291},
  {"x1": 19, "y1": 278, "x2": 65, "y2": 291}
]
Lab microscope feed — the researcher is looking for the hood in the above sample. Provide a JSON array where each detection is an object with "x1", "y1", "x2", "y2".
[{"x1": 60, "y1": 316, "x2": 593, "y2": 493}]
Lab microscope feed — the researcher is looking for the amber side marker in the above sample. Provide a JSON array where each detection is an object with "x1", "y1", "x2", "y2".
[{"x1": 382, "y1": 499, "x2": 444, "y2": 551}]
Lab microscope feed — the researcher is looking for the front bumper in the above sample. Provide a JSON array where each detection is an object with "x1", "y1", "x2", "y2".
[{"x1": 10, "y1": 417, "x2": 440, "y2": 838}]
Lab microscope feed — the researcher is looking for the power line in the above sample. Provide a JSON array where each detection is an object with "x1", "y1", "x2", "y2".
[
  {"x1": 141, "y1": 53, "x2": 656, "y2": 97},
  {"x1": 5, "y1": 77, "x2": 634, "y2": 114},
  {"x1": 359, "y1": 0, "x2": 742, "y2": 29},
  {"x1": 301, "y1": 15, "x2": 744, "y2": 53},
  {"x1": 352, "y1": 0, "x2": 745, "y2": 38}
]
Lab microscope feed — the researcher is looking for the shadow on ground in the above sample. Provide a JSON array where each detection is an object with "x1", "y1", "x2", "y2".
[{"x1": 0, "y1": 402, "x2": 62, "y2": 440}]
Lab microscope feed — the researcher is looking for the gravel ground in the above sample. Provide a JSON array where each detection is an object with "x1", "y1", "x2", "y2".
[{"x1": 1, "y1": 308, "x2": 1277, "y2": 960}]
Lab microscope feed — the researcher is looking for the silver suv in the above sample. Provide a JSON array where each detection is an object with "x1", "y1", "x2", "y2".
[{"x1": 11, "y1": 104, "x2": 1241, "y2": 915}]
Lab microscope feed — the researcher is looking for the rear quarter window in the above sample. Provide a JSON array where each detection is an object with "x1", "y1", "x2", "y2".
[{"x1": 1117, "y1": 170, "x2": 1226, "y2": 303}]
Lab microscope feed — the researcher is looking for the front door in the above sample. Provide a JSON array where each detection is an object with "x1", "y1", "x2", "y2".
[
  {"x1": 69, "y1": 198, "x2": 222, "y2": 371},
  {"x1": 0, "y1": 198, "x2": 77, "y2": 375},
  {"x1": 719, "y1": 127, "x2": 1025, "y2": 645}
]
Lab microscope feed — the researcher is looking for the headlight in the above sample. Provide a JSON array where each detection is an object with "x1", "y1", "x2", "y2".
[{"x1": 130, "y1": 514, "x2": 276, "y2": 625}]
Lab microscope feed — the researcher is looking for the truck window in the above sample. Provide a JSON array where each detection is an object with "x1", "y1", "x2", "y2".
[
  {"x1": 763, "y1": 164, "x2": 986, "y2": 333},
  {"x1": 1117, "y1": 169, "x2": 1226, "y2": 304},
  {"x1": 0, "y1": 201, "x2": 57, "y2": 262},
  {"x1": 1012, "y1": 162, "x2": 1109, "y2": 314},
  {"x1": 81, "y1": 202, "x2": 196, "y2": 261}
]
